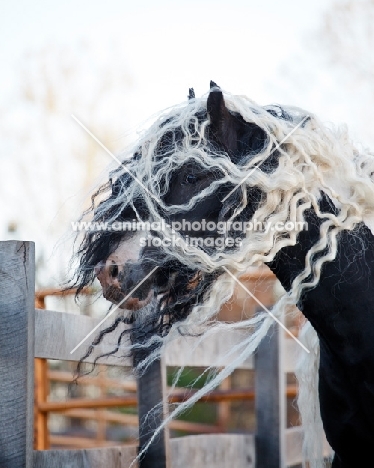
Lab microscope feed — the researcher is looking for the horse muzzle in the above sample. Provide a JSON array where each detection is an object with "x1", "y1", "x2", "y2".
[{"x1": 95, "y1": 256, "x2": 155, "y2": 311}]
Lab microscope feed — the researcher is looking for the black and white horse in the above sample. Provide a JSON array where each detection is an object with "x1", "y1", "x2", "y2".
[{"x1": 72, "y1": 82, "x2": 374, "y2": 467}]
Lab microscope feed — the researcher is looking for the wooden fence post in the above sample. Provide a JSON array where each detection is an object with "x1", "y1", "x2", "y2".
[
  {"x1": 255, "y1": 322, "x2": 285, "y2": 468},
  {"x1": 0, "y1": 241, "x2": 35, "y2": 468},
  {"x1": 132, "y1": 302, "x2": 170, "y2": 468},
  {"x1": 34, "y1": 358, "x2": 49, "y2": 449}
]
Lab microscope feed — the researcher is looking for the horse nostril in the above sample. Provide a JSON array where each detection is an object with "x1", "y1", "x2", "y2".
[{"x1": 109, "y1": 264, "x2": 119, "y2": 278}]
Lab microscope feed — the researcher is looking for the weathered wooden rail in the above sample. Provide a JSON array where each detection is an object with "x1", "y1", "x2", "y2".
[{"x1": 0, "y1": 241, "x2": 332, "y2": 467}]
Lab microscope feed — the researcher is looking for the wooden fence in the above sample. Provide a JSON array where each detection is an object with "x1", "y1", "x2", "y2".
[
  {"x1": 35, "y1": 289, "x2": 259, "y2": 450},
  {"x1": 0, "y1": 241, "x2": 332, "y2": 467}
]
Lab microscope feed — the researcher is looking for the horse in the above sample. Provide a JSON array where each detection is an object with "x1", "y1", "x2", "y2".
[{"x1": 71, "y1": 82, "x2": 374, "y2": 468}]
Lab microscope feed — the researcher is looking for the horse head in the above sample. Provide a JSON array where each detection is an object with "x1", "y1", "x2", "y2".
[{"x1": 73, "y1": 82, "x2": 288, "y2": 334}]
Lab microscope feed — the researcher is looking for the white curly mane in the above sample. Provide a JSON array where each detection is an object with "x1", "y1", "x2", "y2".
[{"x1": 85, "y1": 89, "x2": 374, "y2": 467}]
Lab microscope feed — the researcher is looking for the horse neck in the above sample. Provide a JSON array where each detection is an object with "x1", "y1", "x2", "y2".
[
  {"x1": 265, "y1": 206, "x2": 322, "y2": 293},
  {"x1": 266, "y1": 196, "x2": 374, "y2": 359}
]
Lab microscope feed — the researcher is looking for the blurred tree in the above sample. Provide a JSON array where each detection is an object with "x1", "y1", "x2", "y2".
[
  {"x1": 274, "y1": 0, "x2": 374, "y2": 147},
  {"x1": 0, "y1": 41, "x2": 133, "y2": 289},
  {"x1": 320, "y1": 0, "x2": 374, "y2": 84}
]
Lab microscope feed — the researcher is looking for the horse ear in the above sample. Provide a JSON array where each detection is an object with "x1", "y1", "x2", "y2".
[
  {"x1": 188, "y1": 88, "x2": 195, "y2": 100},
  {"x1": 207, "y1": 85, "x2": 238, "y2": 154}
]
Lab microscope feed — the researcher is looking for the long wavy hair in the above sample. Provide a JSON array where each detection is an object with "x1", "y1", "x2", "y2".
[{"x1": 71, "y1": 88, "x2": 374, "y2": 467}]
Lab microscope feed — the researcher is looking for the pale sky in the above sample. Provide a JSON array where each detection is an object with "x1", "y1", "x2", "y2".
[{"x1": 1, "y1": 0, "x2": 335, "y2": 124}]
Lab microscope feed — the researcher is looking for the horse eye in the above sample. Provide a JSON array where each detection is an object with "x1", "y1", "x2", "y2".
[
  {"x1": 183, "y1": 173, "x2": 198, "y2": 184},
  {"x1": 109, "y1": 264, "x2": 119, "y2": 278}
]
